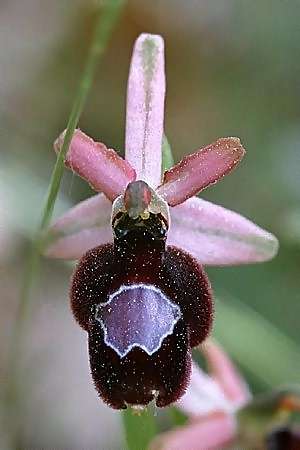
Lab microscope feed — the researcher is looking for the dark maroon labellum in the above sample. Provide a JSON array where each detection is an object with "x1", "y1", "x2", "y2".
[{"x1": 70, "y1": 185, "x2": 213, "y2": 409}]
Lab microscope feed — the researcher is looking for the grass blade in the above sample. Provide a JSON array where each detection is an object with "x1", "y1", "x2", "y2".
[
  {"x1": 6, "y1": 2, "x2": 125, "y2": 448},
  {"x1": 40, "y1": 0, "x2": 125, "y2": 230}
]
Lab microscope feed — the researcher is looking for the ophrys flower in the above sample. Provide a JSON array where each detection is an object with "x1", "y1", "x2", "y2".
[{"x1": 45, "y1": 33, "x2": 278, "y2": 409}]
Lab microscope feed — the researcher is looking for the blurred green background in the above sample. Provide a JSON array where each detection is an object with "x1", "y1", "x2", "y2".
[{"x1": 1, "y1": 1, "x2": 300, "y2": 449}]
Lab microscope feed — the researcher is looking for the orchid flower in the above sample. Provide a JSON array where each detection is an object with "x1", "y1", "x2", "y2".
[
  {"x1": 45, "y1": 33, "x2": 278, "y2": 409},
  {"x1": 151, "y1": 341, "x2": 300, "y2": 450}
]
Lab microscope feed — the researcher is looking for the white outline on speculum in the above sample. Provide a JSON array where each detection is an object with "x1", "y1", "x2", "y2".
[{"x1": 95, "y1": 283, "x2": 181, "y2": 358}]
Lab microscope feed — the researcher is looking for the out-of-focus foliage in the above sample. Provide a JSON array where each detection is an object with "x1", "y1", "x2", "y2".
[{"x1": 1, "y1": 1, "x2": 300, "y2": 448}]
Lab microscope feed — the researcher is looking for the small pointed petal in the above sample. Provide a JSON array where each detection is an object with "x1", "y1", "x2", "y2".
[
  {"x1": 125, "y1": 33, "x2": 165, "y2": 188},
  {"x1": 54, "y1": 129, "x2": 136, "y2": 201},
  {"x1": 45, "y1": 194, "x2": 113, "y2": 259},
  {"x1": 202, "y1": 340, "x2": 251, "y2": 409},
  {"x1": 168, "y1": 197, "x2": 279, "y2": 265},
  {"x1": 149, "y1": 413, "x2": 236, "y2": 450},
  {"x1": 157, "y1": 137, "x2": 245, "y2": 206}
]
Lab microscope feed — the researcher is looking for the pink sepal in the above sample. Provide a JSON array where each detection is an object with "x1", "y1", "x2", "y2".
[
  {"x1": 168, "y1": 196, "x2": 278, "y2": 265},
  {"x1": 45, "y1": 193, "x2": 112, "y2": 259},
  {"x1": 125, "y1": 34, "x2": 165, "y2": 188}
]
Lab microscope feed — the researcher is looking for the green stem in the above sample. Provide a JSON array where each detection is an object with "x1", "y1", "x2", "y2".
[
  {"x1": 6, "y1": 2, "x2": 125, "y2": 448},
  {"x1": 123, "y1": 408, "x2": 158, "y2": 450}
]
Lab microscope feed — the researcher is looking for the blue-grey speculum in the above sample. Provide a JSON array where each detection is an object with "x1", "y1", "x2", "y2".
[{"x1": 95, "y1": 283, "x2": 181, "y2": 358}]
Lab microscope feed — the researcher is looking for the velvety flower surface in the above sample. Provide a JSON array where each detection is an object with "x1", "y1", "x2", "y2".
[
  {"x1": 45, "y1": 33, "x2": 278, "y2": 409},
  {"x1": 70, "y1": 233, "x2": 212, "y2": 408}
]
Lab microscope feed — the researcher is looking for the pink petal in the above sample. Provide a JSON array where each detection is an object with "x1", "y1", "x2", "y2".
[
  {"x1": 176, "y1": 363, "x2": 232, "y2": 418},
  {"x1": 125, "y1": 33, "x2": 165, "y2": 188},
  {"x1": 54, "y1": 129, "x2": 136, "y2": 201},
  {"x1": 202, "y1": 340, "x2": 251, "y2": 409},
  {"x1": 157, "y1": 137, "x2": 245, "y2": 206},
  {"x1": 149, "y1": 413, "x2": 236, "y2": 450},
  {"x1": 45, "y1": 193, "x2": 113, "y2": 259},
  {"x1": 168, "y1": 196, "x2": 279, "y2": 265}
]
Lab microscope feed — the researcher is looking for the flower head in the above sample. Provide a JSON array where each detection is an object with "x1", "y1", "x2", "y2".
[{"x1": 45, "y1": 33, "x2": 278, "y2": 409}]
